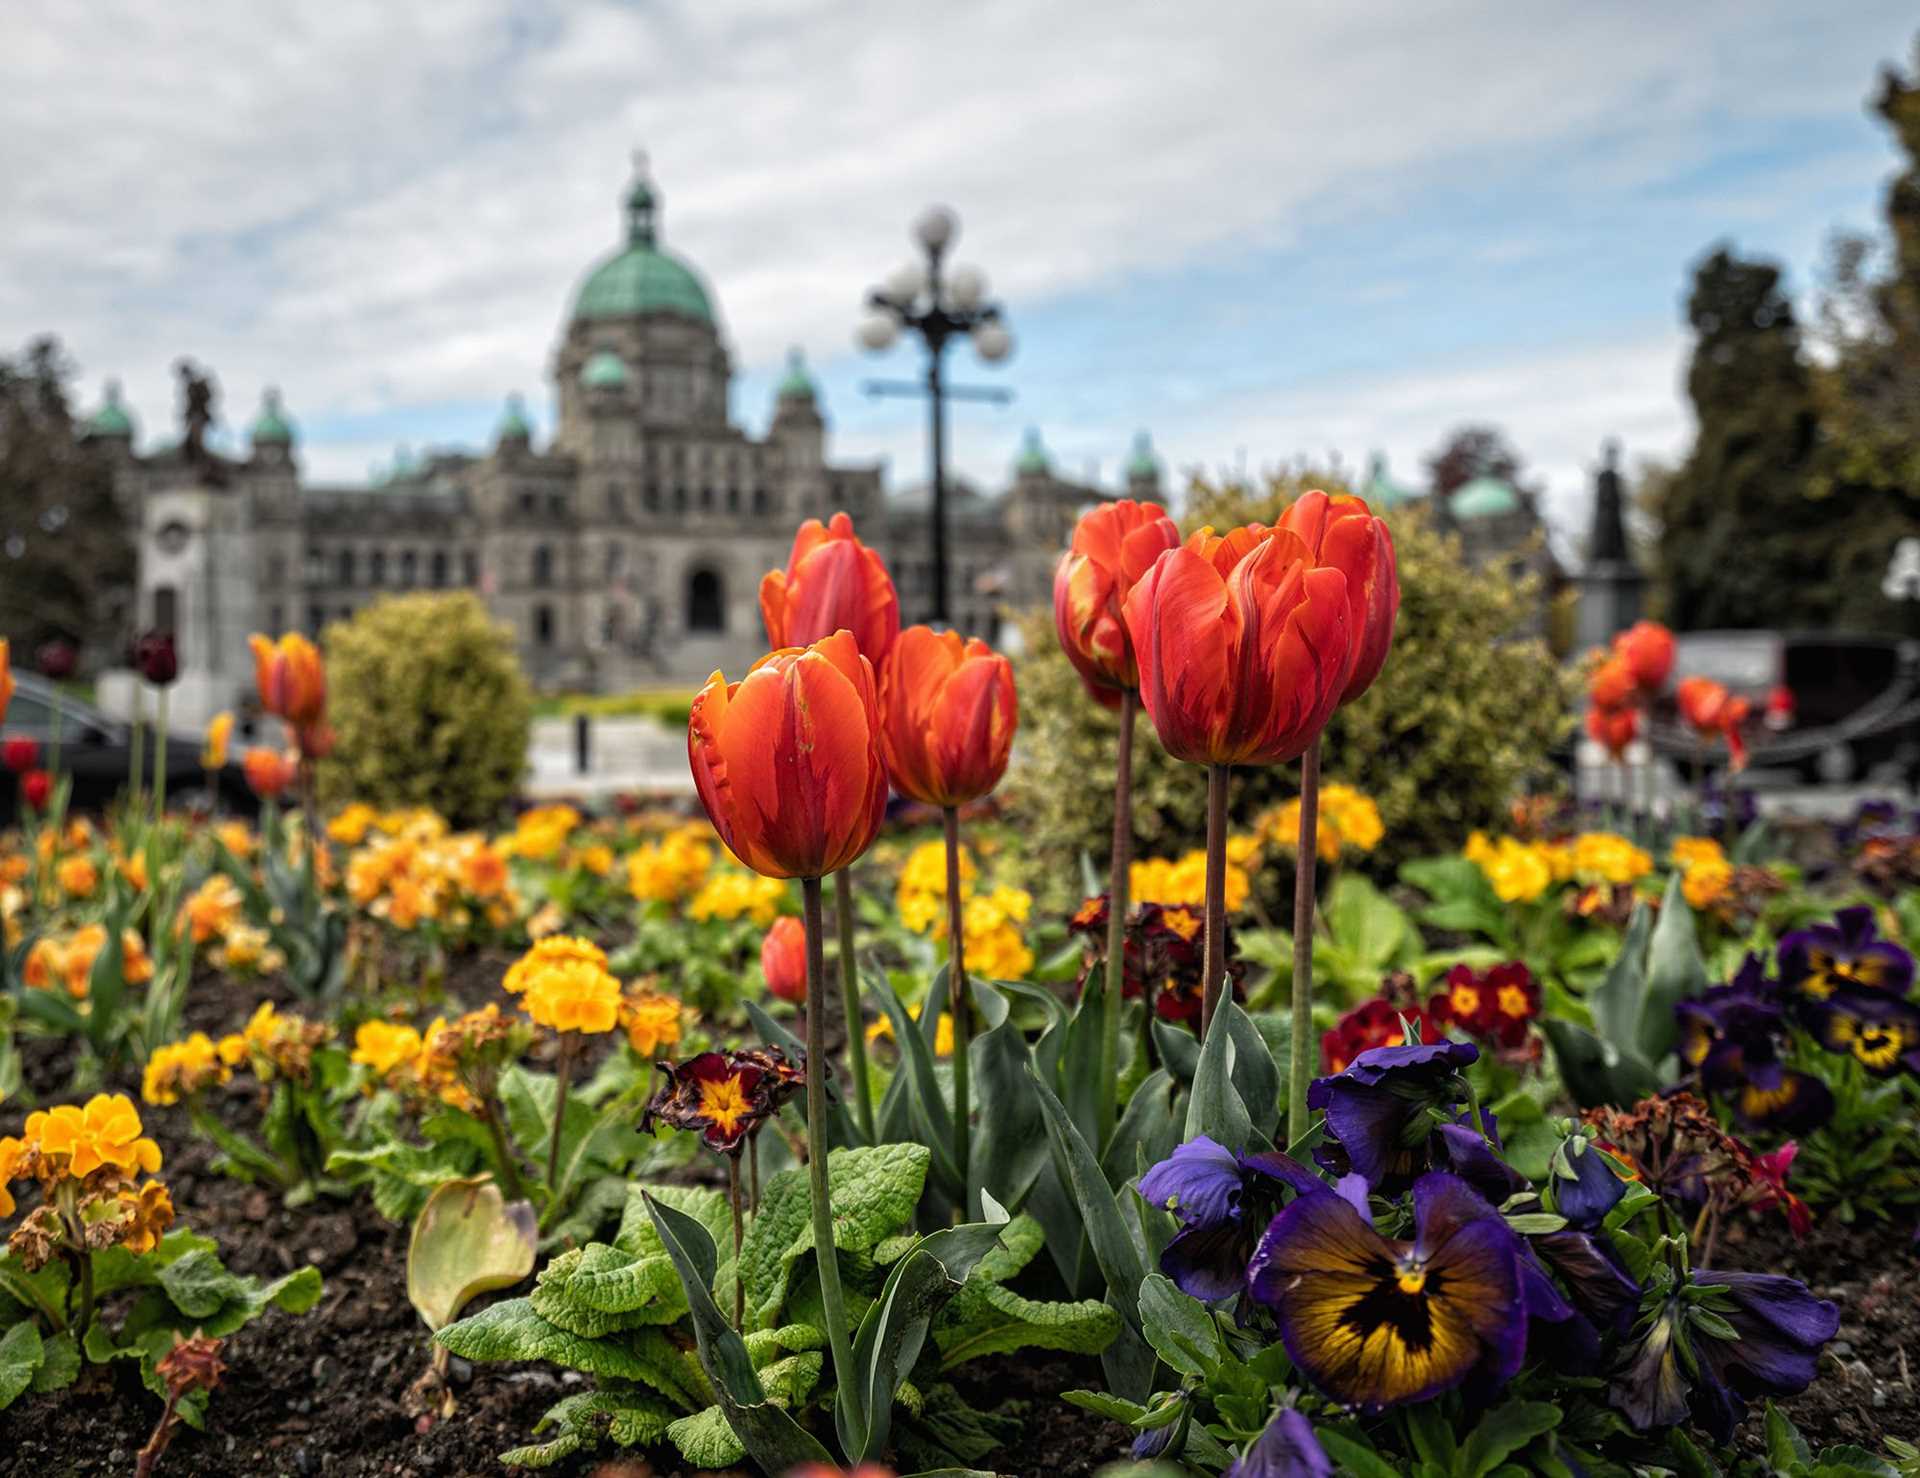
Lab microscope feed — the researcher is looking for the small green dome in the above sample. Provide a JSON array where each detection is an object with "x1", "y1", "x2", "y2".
[
  {"x1": 580, "y1": 350, "x2": 630, "y2": 390},
  {"x1": 1450, "y1": 475, "x2": 1522, "y2": 521},
  {"x1": 571, "y1": 166, "x2": 716, "y2": 325},
  {"x1": 250, "y1": 387, "x2": 295, "y2": 446},
  {"x1": 1015, "y1": 426, "x2": 1050, "y2": 476},
  {"x1": 497, "y1": 392, "x2": 532, "y2": 442},
  {"x1": 776, "y1": 347, "x2": 817, "y2": 401},
  {"x1": 1360, "y1": 452, "x2": 1421, "y2": 508},
  {"x1": 84, "y1": 379, "x2": 135, "y2": 439},
  {"x1": 1126, "y1": 430, "x2": 1159, "y2": 479}
]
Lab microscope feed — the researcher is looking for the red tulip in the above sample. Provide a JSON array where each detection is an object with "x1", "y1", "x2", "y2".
[
  {"x1": 1052, "y1": 498, "x2": 1181, "y2": 707},
  {"x1": 2, "y1": 736, "x2": 40, "y2": 774},
  {"x1": 1588, "y1": 654, "x2": 1635, "y2": 711},
  {"x1": 1613, "y1": 621, "x2": 1674, "y2": 694},
  {"x1": 1123, "y1": 525, "x2": 1350, "y2": 767},
  {"x1": 21, "y1": 769, "x2": 51, "y2": 811},
  {"x1": 248, "y1": 632, "x2": 327, "y2": 730},
  {"x1": 688, "y1": 629, "x2": 888, "y2": 879},
  {"x1": 133, "y1": 630, "x2": 178, "y2": 687},
  {"x1": 761, "y1": 915, "x2": 808, "y2": 1004},
  {"x1": 36, "y1": 640, "x2": 76, "y2": 681},
  {"x1": 1585, "y1": 703, "x2": 1639, "y2": 760},
  {"x1": 759, "y1": 512, "x2": 900, "y2": 664},
  {"x1": 1275, "y1": 490, "x2": 1399, "y2": 705},
  {"x1": 243, "y1": 747, "x2": 300, "y2": 800},
  {"x1": 877, "y1": 626, "x2": 1018, "y2": 808},
  {"x1": 1676, "y1": 676, "x2": 1751, "y2": 771}
]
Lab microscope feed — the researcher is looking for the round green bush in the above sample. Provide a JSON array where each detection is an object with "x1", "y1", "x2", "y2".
[
  {"x1": 1001, "y1": 475, "x2": 1575, "y2": 911},
  {"x1": 318, "y1": 592, "x2": 533, "y2": 827}
]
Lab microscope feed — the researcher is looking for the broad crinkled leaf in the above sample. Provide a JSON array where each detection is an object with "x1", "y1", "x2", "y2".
[
  {"x1": 0, "y1": 1322, "x2": 43, "y2": 1409},
  {"x1": 437, "y1": 1297, "x2": 667, "y2": 1384},
  {"x1": 668, "y1": 1404, "x2": 748, "y2": 1468},
  {"x1": 529, "y1": 1244, "x2": 685, "y2": 1336},
  {"x1": 614, "y1": 1182, "x2": 731, "y2": 1258},
  {"x1": 932, "y1": 1278, "x2": 1121, "y2": 1368}
]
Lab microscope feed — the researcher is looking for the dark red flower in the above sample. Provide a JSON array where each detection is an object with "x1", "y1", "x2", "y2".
[
  {"x1": 35, "y1": 640, "x2": 77, "y2": 681},
  {"x1": 133, "y1": 630, "x2": 179, "y2": 687},
  {"x1": 21, "y1": 769, "x2": 51, "y2": 811},
  {"x1": 2, "y1": 737, "x2": 40, "y2": 774},
  {"x1": 1322, "y1": 995, "x2": 1441, "y2": 1075}
]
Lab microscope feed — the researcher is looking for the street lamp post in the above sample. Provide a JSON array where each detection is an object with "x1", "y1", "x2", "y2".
[{"x1": 857, "y1": 206, "x2": 1014, "y2": 625}]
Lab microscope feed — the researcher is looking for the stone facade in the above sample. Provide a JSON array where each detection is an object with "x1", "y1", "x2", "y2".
[{"x1": 88, "y1": 167, "x2": 1128, "y2": 727}]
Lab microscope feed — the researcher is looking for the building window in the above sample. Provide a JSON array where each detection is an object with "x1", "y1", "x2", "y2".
[
  {"x1": 726, "y1": 487, "x2": 740, "y2": 514},
  {"x1": 153, "y1": 585, "x2": 178, "y2": 636},
  {"x1": 399, "y1": 549, "x2": 418, "y2": 587},
  {"x1": 673, "y1": 487, "x2": 687, "y2": 513},
  {"x1": 308, "y1": 603, "x2": 325, "y2": 634},
  {"x1": 518, "y1": 492, "x2": 536, "y2": 515},
  {"x1": 752, "y1": 489, "x2": 768, "y2": 516},
  {"x1": 430, "y1": 550, "x2": 448, "y2": 588},
  {"x1": 686, "y1": 567, "x2": 724, "y2": 633},
  {"x1": 609, "y1": 487, "x2": 625, "y2": 517},
  {"x1": 532, "y1": 545, "x2": 553, "y2": 588},
  {"x1": 268, "y1": 603, "x2": 284, "y2": 633},
  {"x1": 370, "y1": 549, "x2": 387, "y2": 586},
  {"x1": 462, "y1": 550, "x2": 479, "y2": 586},
  {"x1": 606, "y1": 544, "x2": 624, "y2": 580},
  {"x1": 337, "y1": 549, "x2": 355, "y2": 586},
  {"x1": 534, "y1": 604, "x2": 554, "y2": 646},
  {"x1": 643, "y1": 484, "x2": 660, "y2": 512},
  {"x1": 548, "y1": 494, "x2": 566, "y2": 517},
  {"x1": 267, "y1": 553, "x2": 286, "y2": 585},
  {"x1": 699, "y1": 487, "x2": 714, "y2": 512}
]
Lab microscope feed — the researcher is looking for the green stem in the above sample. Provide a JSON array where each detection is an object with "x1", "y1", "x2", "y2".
[
  {"x1": 1288, "y1": 741, "x2": 1322, "y2": 1145},
  {"x1": 801, "y1": 877, "x2": 857, "y2": 1417},
  {"x1": 151, "y1": 686, "x2": 169, "y2": 825},
  {"x1": 1099, "y1": 688, "x2": 1137, "y2": 1141},
  {"x1": 546, "y1": 1036, "x2": 576, "y2": 1195},
  {"x1": 128, "y1": 686, "x2": 144, "y2": 810},
  {"x1": 943, "y1": 806, "x2": 972, "y2": 1206},
  {"x1": 1200, "y1": 764, "x2": 1231, "y2": 1040},
  {"x1": 834, "y1": 870, "x2": 875, "y2": 1142},
  {"x1": 477, "y1": 1095, "x2": 529, "y2": 1202},
  {"x1": 728, "y1": 1152, "x2": 745, "y2": 1331},
  {"x1": 57, "y1": 1184, "x2": 94, "y2": 1337}
]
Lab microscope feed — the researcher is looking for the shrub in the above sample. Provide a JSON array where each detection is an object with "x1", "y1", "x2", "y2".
[
  {"x1": 1001, "y1": 473, "x2": 1574, "y2": 909},
  {"x1": 318, "y1": 593, "x2": 533, "y2": 827}
]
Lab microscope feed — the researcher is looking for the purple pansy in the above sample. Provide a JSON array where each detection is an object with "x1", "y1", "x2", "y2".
[
  {"x1": 1778, "y1": 905, "x2": 1915, "y2": 1002},
  {"x1": 1546, "y1": 1136, "x2": 1628, "y2": 1230},
  {"x1": 1137, "y1": 1136, "x2": 1324, "y2": 1301},
  {"x1": 1224, "y1": 1409, "x2": 1333, "y2": 1478},
  {"x1": 1306, "y1": 1038, "x2": 1480, "y2": 1193},
  {"x1": 1688, "y1": 1269, "x2": 1842, "y2": 1442}
]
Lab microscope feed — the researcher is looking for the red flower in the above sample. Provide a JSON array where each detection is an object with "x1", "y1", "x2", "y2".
[
  {"x1": 1677, "y1": 676, "x2": 1751, "y2": 771},
  {"x1": 1588, "y1": 654, "x2": 1635, "y2": 710},
  {"x1": 761, "y1": 916, "x2": 807, "y2": 1004},
  {"x1": 1428, "y1": 962, "x2": 1538, "y2": 1050},
  {"x1": 759, "y1": 511, "x2": 900, "y2": 665},
  {"x1": 1614, "y1": 621, "x2": 1674, "y2": 693},
  {"x1": 1052, "y1": 498, "x2": 1181, "y2": 706},
  {"x1": 1585, "y1": 702, "x2": 1639, "y2": 759},
  {"x1": 1321, "y1": 996, "x2": 1440, "y2": 1075},
  {"x1": 35, "y1": 640, "x2": 77, "y2": 681},
  {"x1": 877, "y1": 626, "x2": 1017, "y2": 808},
  {"x1": 2, "y1": 737, "x2": 40, "y2": 774},
  {"x1": 133, "y1": 630, "x2": 178, "y2": 687},
  {"x1": 21, "y1": 769, "x2": 51, "y2": 811},
  {"x1": 1750, "y1": 1142, "x2": 1812, "y2": 1240},
  {"x1": 1275, "y1": 490, "x2": 1400, "y2": 705}
]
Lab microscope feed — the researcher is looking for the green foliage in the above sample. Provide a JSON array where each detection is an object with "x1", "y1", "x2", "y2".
[
  {"x1": 1002, "y1": 487, "x2": 1572, "y2": 911},
  {"x1": 318, "y1": 591, "x2": 533, "y2": 827}
]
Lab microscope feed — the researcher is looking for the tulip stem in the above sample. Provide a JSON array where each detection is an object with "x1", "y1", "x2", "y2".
[
  {"x1": 834, "y1": 870, "x2": 876, "y2": 1142},
  {"x1": 727, "y1": 1152, "x2": 745, "y2": 1331},
  {"x1": 152, "y1": 685, "x2": 169, "y2": 826},
  {"x1": 1200, "y1": 764, "x2": 1231, "y2": 1040},
  {"x1": 800, "y1": 877, "x2": 856, "y2": 1412},
  {"x1": 943, "y1": 806, "x2": 972, "y2": 1208},
  {"x1": 1099, "y1": 688, "x2": 1137, "y2": 1140},
  {"x1": 1288, "y1": 739, "x2": 1322, "y2": 1146},
  {"x1": 546, "y1": 1035, "x2": 575, "y2": 1193}
]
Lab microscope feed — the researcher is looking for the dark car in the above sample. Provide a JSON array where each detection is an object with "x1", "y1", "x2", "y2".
[
  {"x1": 1644, "y1": 630, "x2": 1920, "y2": 783},
  {"x1": 0, "y1": 673, "x2": 256, "y2": 825}
]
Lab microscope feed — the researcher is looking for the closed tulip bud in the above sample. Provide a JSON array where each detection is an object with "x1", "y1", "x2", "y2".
[
  {"x1": 1052, "y1": 498, "x2": 1182, "y2": 706},
  {"x1": 21, "y1": 769, "x2": 51, "y2": 811},
  {"x1": 759, "y1": 511, "x2": 901, "y2": 664},
  {"x1": 878, "y1": 626, "x2": 1018, "y2": 808},
  {"x1": 1585, "y1": 703, "x2": 1639, "y2": 759},
  {"x1": 1614, "y1": 621, "x2": 1674, "y2": 694},
  {"x1": 688, "y1": 629, "x2": 888, "y2": 879},
  {"x1": 36, "y1": 640, "x2": 76, "y2": 681},
  {"x1": 0, "y1": 638, "x2": 11, "y2": 723},
  {"x1": 296, "y1": 722, "x2": 335, "y2": 761},
  {"x1": 201, "y1": 712, "x2": 234, "y2": 770},
  {"x1": 242, "y1": 747, "x2": 299, "y2": 800},
  {"x1": 1275, "y1": 490, "x2": 1399, "y2": 705},
  {"x1": 761, "y1": 915, "x2": 808, "y2": 1003},
  {"x1": 3, "y1": 736, "x2": 40, "y2": 774},
  {"x1": 1676, "y1": 675, "x2": 1751, "y2": 770},
  {"x1": 1124, "y1": 525, "x2": 1350, "y2": 768},
  {"x1": 1589, "y1": 654, "x2": 1635, "y2": 710},
  {"x1": 134, "y1": 630, "x2": 178, "y2": 687},
  {"x1": 248, "y1": 632, "x2": 327, "y2": 729}
]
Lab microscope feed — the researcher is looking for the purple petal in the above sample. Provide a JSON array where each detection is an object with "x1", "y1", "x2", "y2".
[
  {"x1": 1160, "y1": 1217, "x2": 1261, "y2": 1302},
  {"x1": 1139, "y1": 1135, "x2": 1242, "y2": 1227},
  {"x1": 1434, "y1": 1122, "x2": 1529, "y2": 1205},
  {"x1": 1225, "y1": 1409, "x2": 1333, "y2": 1478},
  {"x1": 1536, "y1": 1230, "x2": 1641, "y2": 1336},
  {"x1": 1549, "y1": 1139, "x2": 1627, "y2": 1230},
  {"x1": 1340, "y1": 1038, "x2": 1478, "y2": 1086}
]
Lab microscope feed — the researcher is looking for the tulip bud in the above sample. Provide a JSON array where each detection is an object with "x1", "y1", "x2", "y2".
[
  {"x1": 687, "y1": 629, "x2": 888, "y2": 879},
  {"x1": 1676, "y1": 676, "x2": 1751, "y2": 771},
  {"x1": 1051, "y1": 499, "x2": 1181, "y2": 706},
  {"x1": 1124, "y1": 526, "x2": 1351, "y2": 768},
  {"x1": 2, "y1": 736, "x2": 40, "y2": 774},
  {"x1": 1614, "y1": 621, "x2": 1674, "y2": 694},
  {"x1": 35, "y1": 640, "x2": 76, "y2": 681},
  {"x1": 759, "y1": 512, "x2": 901, "y2": 665},
  {"x1": 248, "y1": 632, "x2": 327, "y2": 729},
  {"x1": 21, "y1": 769, "x2": 51, "y2": 811},
  {"x1": 1588, "y1": 655, "x2": 1635, "y2": 710},
  {"x1": 877, "y1": 626, "x2": 1018, "y2": 808},
  {"x1": 242, "y1": 747, "x2": 300, "y2": 800},
  {"x1": 134, "y1": 630, "x2": 178, "y2": 687},
  {"x1": 761, "y1": 915, "x2": 808, "y2": 1003},
  {"x1": 1585, "y1": 703, "x2": 1639, "y2": 760},
  {"x1": 1276, "y1": 491, "x2": 1399, "y2": 705}
]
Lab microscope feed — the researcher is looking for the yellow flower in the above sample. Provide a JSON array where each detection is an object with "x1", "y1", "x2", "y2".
[
  {"x1": 24, "y1": 1094, "x2": 162, "y2": 1179},
  {"x1": 1572, "y1": 831, "x2": 1654, "y2": 886},
  {"x1": 619, "y1": 987, "x2": 684, "y2": 1056},
  {"x1": 505, "y1": 804, "x2": 581, "y2": 862},
  {"x1": 1131, "y1": 850, "x2": 1249, "y2": 912},
  {"x1": 327, "y1": 802, "x2": 380, "y2": 845},
  {"x1": 526, "y1": 902, "x2": 565, "y2": 939},
  {"x1": 574, "y1": 844, "x2": 614, "y2": 878},
  {"x1": 142, "y1": 1033, "x2": 232, "y2": 1106},
  {"x1": 522, "y1": 958, "x2": 623, "y2": 1035},
  {"x1": 23, "y1": 937, "x2": 64, "y2": 993},
  {"x1": 0, "y1": 1136, "x2": 24, "y2": 1218},
  {"x1": 181, "y1": 874, "x2": 244, "y2": 945},
  {"x1": 867, "y1": 1004, "x2": 956, "y2": 1056},
  {"x1": 58, "y1": 855, "x2": 98, "y2": 898},
  {"x1": 216, "y1": 1033, "x2": 249, "y2": 1066},
  {"x1": 202, "y1": 711, "x2": 234, "y2": 770},
  {"x1": 1471, "y1": 836, "x2": 1553, "y2": 904},
  {"x1": 688, "y1": 871, "x2": 786, "y2": 926},
  {"x1": 116, "y1": 1179, "x2": 176, "y2": 1254},
  {"x1": 503, "y1": 936, "x2": 610, "y2": 995},
  {"x1": 1681, "y1": 857, "x2": 1734, "y2": 910},
  {"x1": 212, "y1": 924, "x2": 283, "y2": 975},
  {"x1": 352, "y1": 1020, "x2": 426, "y2": 1077},
  {"x1": 626, "y1": 828, "x2": 714, "y2": 904},
  {"x1": 215, "y1": 820, "x2": 255, "y2": 858},
  {"x1": 1321, "y1": 783, "x2": 1384, "y2": 853},
  {"x1": 1671, "y1": 836, "x2": 1725, "y2": 870},
  {"x1": 117, "y1": 850, "x2": 149, "y2": 892}
]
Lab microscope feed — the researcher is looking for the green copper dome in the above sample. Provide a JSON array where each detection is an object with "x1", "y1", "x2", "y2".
[
  {"x1": 1360, "y1": 452, "x2": 1421, "y2": 508},
  {"x1": 570, "y1": 168, "x2": 716, "y2": 326},
  {"x1": 1450, "y1": 474, "x2": 1521, "y2": 521},
  {"x1": 250, "y1": 387, "x2": 295, "y2": 446},
  {"x1": 1015, "y1": 426, "x2": 1050, "y2": 476},
  {"x1": 580, "y1": 350, "x2": 630, "y2": 389},
  {"x1": 1126, "y1": 429, "x2": 1159, "y2": 479},
  {"x1": 497, "y1": 392, "x2": 532, "y2": 441},
  {"x1": 84, "y1": 379, "x2": 135, "y2": 439},
  {"x1": 776, "y1": 347, "x2": 817, "y2": 400}
]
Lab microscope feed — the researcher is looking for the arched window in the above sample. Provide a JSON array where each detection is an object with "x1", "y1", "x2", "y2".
[
  {"x1": 430, "y1": 550, "x2": 449, "y2": 587},
  {"x1": 751, "y1": 489, "x2": 769, "y2": 516},
  {"x1": 370, "y1": 549, "x2": 387, "y2": 586},
  {"x1": 153, "y1": 585, "x2": 178, "y2": 636},
  {"x1": 686, "y1": 567, "x2": 724, "y2": 633},
  {"x1": 726, "y1": 487, "x2": 740, "y2": 514},
  {"x1": 534, "y1": 604, "x2": 555, "y2": 646},
  {"x1": 462, "y1": 551, "x2": 479, "y2": 586},
  {"x1": 673, "y1": 487, "x2": 688, "y2": 514},
  {"x1": 398, "y1": 549, "x2": 418, "y2": 587},
  {"x1": 337, "y1": 549, "x2": 355, "y2": 586},
  {"x1": 532, "y1": 545, "x2": 553, "y2": 588}
]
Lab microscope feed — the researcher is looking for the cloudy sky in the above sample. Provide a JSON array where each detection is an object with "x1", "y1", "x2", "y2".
[{"x1": 4, "y1": 2, "x2": 1915, "y2": 548}]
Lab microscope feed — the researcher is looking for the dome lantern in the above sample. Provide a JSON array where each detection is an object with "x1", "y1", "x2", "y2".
[
  {"x1": 1015, "y1": 426, "x2": 1050, "y2": 477},
  {"x1": 776, "y1": 347, "x2": 817, "y2": 403},
  {"x1": 497, "y1": 392, "x2": 533, "y2": 445},
  {"x1": 1126, "y1": 429, "x2": 1159, "y2": 481},
  {"x1": 83, "y1": 378, "x2": 136, "y2": 441},
  {"x1": 250, "y1": 386, "x2": 295, "y2": 447}
]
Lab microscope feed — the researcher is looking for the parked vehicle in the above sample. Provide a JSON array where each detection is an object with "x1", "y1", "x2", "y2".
[
  {"x1": 1645, "y1": 630, "x2": 1920, "y2": 783},
  {"x1": 0, "y1": 673, "x2": 256, "y2": 825}
]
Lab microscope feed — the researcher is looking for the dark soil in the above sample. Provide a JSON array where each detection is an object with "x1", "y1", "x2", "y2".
[
  {"x1": 6, "y1": 961, "x2": 1125, "y2": 1477},
  {"x1": 1719, "y1": 1210, "x2": 1920, "y2": 1456}
]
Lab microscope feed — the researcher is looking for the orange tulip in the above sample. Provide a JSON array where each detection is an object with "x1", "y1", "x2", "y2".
[
  {"x1": 1676, "y1": 676, "x2": 1751, "y2": 770},
  {"x1": 242, "y1": 747, "x2": 300, "y2": 800},
  {"x1": 1613, "y1": 621, "x2": 1674, "y2": 694},
  {"x1": 248, "y1": 632, "x2": 326, "y2": 730},
  {"x1": 761, "y1": 915, "x2": 808, "y2": 1004},
  {"x1": 1585, "y1": 703, "x2": 1639, "y2": 760},
  {"x1": 877, "y1": 626, "x2": 1018, "y2": 808},
  {"x1": 1123, "y1": 525, "x2": 1350, "y2": 767},
  {"x1": 1275, "y1": 490, "x2": 1399, "y2": 706},
  {"x1": 688, "y1": 629, "x2": 888, "y2": 879},
  {"x1": 1589, "y1": 654, "x2": 1635, "y2": 711},
  {"x1": 1052, "y1": 499, "x2": 1182, "y2": 707},
  {"x1": 759, "y1": 511, "x2": 900, "y2": 664},
  {"x1": 0, "y1": 638, "x2": 11, "y2": 724}
]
